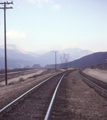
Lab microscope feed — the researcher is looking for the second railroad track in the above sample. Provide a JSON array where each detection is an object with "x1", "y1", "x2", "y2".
[{"x1": 79, "y1": 71, "x2": 107, "y2": 99}]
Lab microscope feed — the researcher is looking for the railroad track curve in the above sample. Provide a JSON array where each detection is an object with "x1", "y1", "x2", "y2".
[
  {"x1": 79, "y1": 71, "x2": 107, "y2": 99},
  {"x1": 0, "y1": 71, "x2": 71, "y2": 120}
]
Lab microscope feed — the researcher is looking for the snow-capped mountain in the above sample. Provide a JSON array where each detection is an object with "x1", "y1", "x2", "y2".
[
  {"x1": 0, "y1": 44, "x2": 39, "y2": 59},
  {"x1": 0, "y1": 44, "x2": 27, "y2": 54}
]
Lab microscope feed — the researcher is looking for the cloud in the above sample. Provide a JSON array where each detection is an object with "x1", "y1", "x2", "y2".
[
  {"x1": 7, "y1": 30, "x2": 26, "y2": 40},
  {"x1": 27, "y1": 0, "x2": 53, "y2": 8},
  {"x1": 27, "y1": 0, "x2": 51, "y2": 4},
  {"x1": 26, "y1": 0, "x2": 61, "y2": 11},
  {"x1": 51, "y1": 4, "x2": 61, "y2": 10}
]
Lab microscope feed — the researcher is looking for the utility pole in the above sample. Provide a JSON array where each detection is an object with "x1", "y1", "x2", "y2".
[
  {"x1": 53, "y1": 51, "x2": 58, "y2": 71},
  {"x1": 0, "y1": 1, "x2": 13, "y2": 85}
]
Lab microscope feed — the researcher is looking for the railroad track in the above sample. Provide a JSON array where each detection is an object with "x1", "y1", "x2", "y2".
[
  {"x1": 0, "y1": 71, "x2": 71, "y2": 120},
  {"x1": 79, "y1": 71, "x2": 107, "y2": 99}
]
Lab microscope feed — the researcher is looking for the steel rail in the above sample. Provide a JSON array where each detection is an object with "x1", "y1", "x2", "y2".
[
  {"x1": 0, "y1": 73, "x2": 60, "y2": 113},
  {"x1": 79, "y1": 72, "x2": 107, "y2": 93},
  {"x1": 44, "y1": 72, "x2": 67, "y2": 120}
]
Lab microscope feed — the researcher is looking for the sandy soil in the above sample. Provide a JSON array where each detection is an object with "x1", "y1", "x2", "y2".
[
  {"x1": 83, "y1": 68, "x2": 107, "y2": 83},
  {"x1": 0, "y1": 69, "x2": 39, "y2": 82},
  {"x1": 0, "y1": 69, "x2": 38, "y2": 75},
  {"x1": 0, "y1": 69, "x2": 45, "y2": 86}
]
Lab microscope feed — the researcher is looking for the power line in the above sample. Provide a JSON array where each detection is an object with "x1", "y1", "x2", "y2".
[
  {"x1": 0, "y1": 1, "x2": 13, "y2": 85},
  {"x1": 6, "y1": 5, "x2": 43, "y2": 44},
  {"x1": 12, "y1": 6, "x2": 42, "y2": 40}
]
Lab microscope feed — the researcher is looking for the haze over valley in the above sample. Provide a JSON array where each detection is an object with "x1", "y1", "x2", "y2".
[{"x1": 0, "y1": 44, "x2": 93, "y2": 69}]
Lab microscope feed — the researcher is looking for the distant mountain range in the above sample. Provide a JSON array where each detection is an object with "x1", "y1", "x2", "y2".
[
  {"x1": 52, "y1": 52, "x2": 107, "y2": 69},
  {"x1": 0, "y1": 44, "x2": 93, "y2": 69}
]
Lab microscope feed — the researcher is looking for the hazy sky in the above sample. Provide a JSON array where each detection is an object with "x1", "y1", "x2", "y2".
[{"x1": 0, "y1": 0, "x2": 107, "y2": 52}]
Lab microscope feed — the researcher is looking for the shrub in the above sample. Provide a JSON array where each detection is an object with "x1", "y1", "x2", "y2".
[{"x1": 19, "y1": 78, "x2": 24, "y2": 82}]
